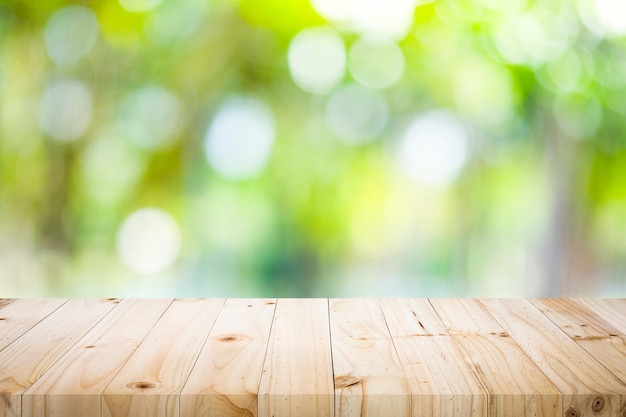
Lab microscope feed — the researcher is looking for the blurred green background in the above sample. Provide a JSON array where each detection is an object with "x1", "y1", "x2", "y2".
[{"x1": 1, "y1": 0, "x2": 626, "y2": 297}]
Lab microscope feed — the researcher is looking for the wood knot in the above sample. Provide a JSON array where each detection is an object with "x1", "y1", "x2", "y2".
[
  {"x1": 591, "y1": 396, "x2": 605, "y2": 412},
  {"x1": 334, "y1": 375, "x2": 361, "y2": 388},
  {"x1": 1, "y1": 390, "x2": 12, "y2": 408},
  {"x1": 0, "y1": 318, "x2": 6, "y2": 321},
  {"x1": 127, "y1": 381, "x2": 156, "y2": 390},
  {"x1": 218, "y1": 336, "x2": 239, "y2": 342},
  {"x1": 84, "y1": 345, "x2": 96, "y2": 349},
  {"x1": 565, "y1": 407, "x2": 579, "y2": 417}
]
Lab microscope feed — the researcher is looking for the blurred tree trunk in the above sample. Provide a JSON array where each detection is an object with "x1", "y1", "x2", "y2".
[
  {"x1": 542, "y1": 114, "x2": 597, "y2": 296},
  {"x1": 543, "y1": 119, "x2": 571, "y2": 296},
  {"x1": 40, "y1": 141, "x2": 74, "y2": 293}
]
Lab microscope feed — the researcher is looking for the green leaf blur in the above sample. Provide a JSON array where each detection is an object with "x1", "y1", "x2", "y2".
[{"x1": 1, "y1": 0, "x2": 625, "y2": 297}]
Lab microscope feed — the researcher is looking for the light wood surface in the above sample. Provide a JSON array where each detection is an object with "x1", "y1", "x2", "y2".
[
  {"x1": 0, "y1": 299, "x2": 67, "y2": 352},
  {"x1": 482, "y1": 298, "x2": 626, "y2": 417},
  {"x1": 530, "y1": 299, "x2": 626, "y2": 383},
  {"x1": 431, "y1": 298, "x2": 562, "y2": 417},
  {"x1": 0, "y1": 298, "x2": 624, "y2": 417},
  {"x1": 577, "y1": 298, "x2": 626, "y2": 334},
  {"x1": 329, "y1": 299, "x2": 410, "y2": 417},
  {"x1": 258, "y1": 298, "x2": 334, "y2": 417},
  {"x1": 103, "y1": 299, "x2": 224, "y2": 417},
  {"x1": 380, "y1": 299, "x2": 487, "y2": 417},
  {"x1": 21, "y1": 298, "x2": 173, "y2": 417},
  {"x1": 0, "y1": 299, "x2": 117, "y2": 417},
  {"x1": 180, "y1": 298, "x2": 275, "y2": 417}
]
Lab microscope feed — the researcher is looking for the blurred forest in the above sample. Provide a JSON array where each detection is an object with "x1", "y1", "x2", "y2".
[{"x1": 1, "y1": 0, "x2": 626, "y2": 297}]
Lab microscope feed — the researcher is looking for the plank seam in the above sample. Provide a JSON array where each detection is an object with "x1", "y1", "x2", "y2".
[
  {"x1": 377, "y1": 298, "x2": 413, "y2": 417},
  {"x1": 18, "y1": 299, "x2": 125, "y2": 417},
  {"x1": 528, "y1": 299, "x2": 626, "y2": 386},
  {"x1": 578, "y1": 299, "x2": 626, "y2": 334},
  {"x1": 484, "y1": 298, "x2": 608, "y2": 386},
  {"x1": 477, "y1": 299, "x2": 566, "y2": 415},
  {"x1": 0, "y1": 298, "x2": 70, "y2": 355},
  {"x1": 566, "y1": 299, "x2": 625, "y2": 334},
  {"x1": 99, "y1": 298, "x2": 176, "y2": 403},
  {"x1": 539, "y1": 298, "x2": 626, "y2": 337},
  {"x1": 18, "y1": 299, "x2": 123, "y2": 393},
  {"x1": 177, "y1": 298, "x2": 227, "y2": 417},
  {"x1": 255, "y1": 297, "x2": 279, "y2": 416},
  {"x1": 327, "y1": 298, "x2": 336, "y2": 417},
  {"x1": 427, "y1": 298, "x2": 492, "y2": 417}
]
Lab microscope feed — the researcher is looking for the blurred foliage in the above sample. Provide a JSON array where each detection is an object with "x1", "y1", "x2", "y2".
[{"x1": 1, "y1": 0, "x2": 626, "y2": 297}]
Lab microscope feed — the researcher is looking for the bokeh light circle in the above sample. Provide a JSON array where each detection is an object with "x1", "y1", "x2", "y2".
[
  {"x1": 38, "y1": 80, "x2": 93, "y2": 142},
  {"x1": 593, "y1": 0, "x2": 626, "y2": 36},
  {"x1": 311, "y1": 0, "x2": 415, "y2": 40},
  {"x1": 80, "y1": 131, "x2": 145, "y2": 204},
  {"x1": 288, "y1": 27, "x2": 346, "y2": 94},
  {"x1": 397, "y1": 110, "x2": 468, "y2": 187},
  {"x1": 44, "y1": 5, "x2": 99, "y2": 66},
  {"x1": 349, "y1": 35, "x2": 405, "y2": 89},
  {"x1": 118, "y1": 86, "x2": 181, "y2": 150},
  {"x1": 491, "y1": 10, "x2": 571, "y2": 66},
  {"x1": 116, "y1": 208, "x2": 181, "y2": 275},
  {"x1": 325, "y1": 83, "x2": 389, "y2": 144},
  {"x1": 204, "y1": 96, "x2": 275, "y2": 180}
]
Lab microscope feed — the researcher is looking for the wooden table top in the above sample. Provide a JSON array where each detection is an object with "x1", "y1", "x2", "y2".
[{"x1": 0, "y1": 298, "x2": 624, "y2": 417}]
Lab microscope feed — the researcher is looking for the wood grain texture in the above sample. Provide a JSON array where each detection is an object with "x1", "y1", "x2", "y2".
[
  {"x1": 103, "y1": 298, "x2": 225, "y2": 417},
  {"x1": 180, "y1": 298, "x2": 276, "y2": 417},
  {"x1": 21, "y1": 298, "x2": 173, "y2": 417},
  {"x1": 0, "y1": 299, "x2": 15, "y2": 310},
  {"x1": 329, "y1": 299, "x2": 410, "y2": 417},
  {"x1": 576, "y1": 298, "x2": 626, "y2": 334},
  {"x1": 531, "y1": 298, "x2": 626, "y2": 384},
  {"x1": 0, "y1": 299, "x2": 67, "y2": 352},
  {"x1": 1, "y1": 298, "x2": 625, "y2": 417},
  {"x1": 430, "y1": 298, "x2": 561, "y2": 417},
  {"x1": 380, "y1": 299, "x2": 487, "y2": 417},
  {"x1": 482, "y1": 298, "x2": 626, "y2": 417},
  {"x1": 258, "y1": 299, "x2": 334, "y2": 417},
  {"x1": 0, "y1": 299, "x2": 117, "y2": 417}
]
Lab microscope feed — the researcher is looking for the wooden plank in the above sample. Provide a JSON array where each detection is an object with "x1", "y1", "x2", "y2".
[
  {"x1": 530, "y1": 299, "x2": 626, "y2": 384},
  {"x1": 430, "y1": 298, "x2": 561, "y2": 417},
  {"x1": 482, "y1": 298, "x2": 626, "y2": 417},
  {"x1": 0, "y1": 299, "x2": 68, "y2": 352},
  {"x1": 329, "y1": 299, "x2": 410, "y2": 417},
  {"x1": 180, "y1": 298, "x2": 276, "y2": 417},
  {"x1": 380, "y1": 298, "x2": 486, "y2": 417},
  {"x1": 258, "y1": 299, "x2": 333, "y2": 417},
  {"x1": 102, "y1": 298, "x2": 225, "y2": 417},
  {"x1": 0, "y1": 298, "x2": 117, "y2": 417},
  {"x1": 21, "y1": 298, "x2": 173, "y2": 417},
  {"x1": 576, "y1": 298, "x2": 626, "y2": 334}
]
